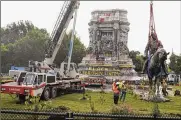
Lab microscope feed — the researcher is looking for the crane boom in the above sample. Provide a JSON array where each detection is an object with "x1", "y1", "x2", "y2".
[
  {"x1": 45, "y1": 1, "x2": 80, "y2": 65},
  {"x1": 67, "y1": 4, "x2": 78, "y2": 74},
  {"x1": 29, "y1": 1, "x2": 80, "y2": 79}
]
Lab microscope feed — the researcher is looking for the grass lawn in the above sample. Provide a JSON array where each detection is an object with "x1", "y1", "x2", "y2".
[
  {"x1": 172, "y1": 85, "x2": 181, "y2": 91},
  {"x1": 1, "y1": 89, "x2": 181, "y2": 115}
]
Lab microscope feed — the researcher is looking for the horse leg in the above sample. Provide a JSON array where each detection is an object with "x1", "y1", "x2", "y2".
[
  {"x1": 153, "y1": 77, "x2": 157, "y2": 96},
  {"x1": 161, "y1": 81, "x2": 166, "y2": 96},
  {"x1": 156, "y1": 77, "x2": 161, "y2": 97},
  {"x1": 149, "y1": 78, "x2": 152, "y2": 90},
  {"x1": 149, "y1": 78, "x2": 153, "y2": 95},
  {"x1": 156, "y1": 79, "x2": 159, "y2": 96}
]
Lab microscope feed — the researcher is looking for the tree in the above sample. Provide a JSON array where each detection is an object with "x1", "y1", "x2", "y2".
[
  {"x1": 1, "y1": 21, "x2": 86, "y2": 72},
  {"x1": 54, "y1": 30, "x2": 86, "y2": 65},
  {"x1": 169, "y1": 53, "x2": 178, "y2": 72},
  {"x1": 1, "y1": 44, "x2": 10, "y2": 72},
  {"x1": 1, "y1": 20, "x2": 34, "y2": 45},
  {"x1": 12, "y1": 28, "x2": 50, "y2": 66},
  {"x1": 135, "y1": 55, "x2": 144, "y2": 72},
  {"x1": 1, "y1": 21, "x2": 49, "y2": 72},
  {"x1": 173, "y1": 56, "x2": 181, "y2": 74},
  {"x1": 129, "y1": 50, "x2": 144, "y2": 72}
]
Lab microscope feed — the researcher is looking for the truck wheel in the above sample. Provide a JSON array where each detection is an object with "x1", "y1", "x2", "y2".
[
  {"x1": 43, "y1": 87, "x2": 50, "y2": 101},
  {"x1": 18, "y1": 95, "x2": 26, "y2": 104},
  {"x1": 51, "y1": 87, "x2": 57, "y2": 98}
]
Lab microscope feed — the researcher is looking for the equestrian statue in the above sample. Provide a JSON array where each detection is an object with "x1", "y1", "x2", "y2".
[
  {"x1": 142, "y1": 32, "x2": 170, "y2": 101},
  {"x1": 140, "y1": 1, "x2": 170, "y2": 102}
]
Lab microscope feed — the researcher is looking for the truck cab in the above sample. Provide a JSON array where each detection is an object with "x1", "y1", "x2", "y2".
[
  {"x1": 15, "y1": 72, "x2": 56, "y2": 100},
  {"x1": 22, "y1": 72, "x2": 46, "y2": 86}
]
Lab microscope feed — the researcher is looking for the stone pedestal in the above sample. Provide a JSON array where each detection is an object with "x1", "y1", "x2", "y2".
[
  {"x1": 140, "y1": 86, "x2": 170, "y2": 102},
  {"x1": 79, "y1": 9, "x2": 137, "y2": 83}
]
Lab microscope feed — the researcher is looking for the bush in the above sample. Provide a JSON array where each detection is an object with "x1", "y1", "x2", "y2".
[
  {"x1": 111, "y1": 104, "x2": 133, "y2": 115},
  {"x1": 99, "y1": 88, "x2": 106, "y2": 105},
  {"x1": 86, "y1": 94, "x2": 97, "y2": 113}
]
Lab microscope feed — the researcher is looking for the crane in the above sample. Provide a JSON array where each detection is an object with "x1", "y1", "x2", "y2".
[
  {"x1": 29, "y1": 1, "x2": 80, "y2": 79},
  {"x1": 1, "y1": 1, "x2": 83, "y2": 102}
]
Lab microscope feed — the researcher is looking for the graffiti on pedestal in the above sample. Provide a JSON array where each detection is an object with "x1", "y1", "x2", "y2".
[{"x1": 87, "y1": 9, "x2": 132, "y2": 61}]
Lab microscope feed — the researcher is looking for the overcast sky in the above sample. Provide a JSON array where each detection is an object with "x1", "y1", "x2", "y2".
[{"x1": 1, "y1": 1, "x2": 181, "y2": 56}]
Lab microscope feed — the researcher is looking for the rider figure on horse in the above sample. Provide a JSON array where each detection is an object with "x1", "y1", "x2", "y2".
[{"x1": 141, "y1": 32, "x2": 168, "y2": 76}]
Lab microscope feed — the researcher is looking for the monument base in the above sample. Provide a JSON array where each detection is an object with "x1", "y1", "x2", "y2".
[{"x1": 141, "y1": 92, "x2": 170, "y2": 102}]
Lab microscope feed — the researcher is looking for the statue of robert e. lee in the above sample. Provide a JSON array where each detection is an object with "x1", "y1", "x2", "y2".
[{"x1": 141, "y1": 32, "x2": 168, "y2": 76}]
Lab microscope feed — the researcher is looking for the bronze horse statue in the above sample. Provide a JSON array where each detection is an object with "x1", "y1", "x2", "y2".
[{"x1": 146, "y1": 48, "x2": 169, "y2": 97}]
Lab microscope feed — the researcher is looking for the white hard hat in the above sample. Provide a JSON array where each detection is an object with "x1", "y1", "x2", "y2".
[
  {"x1": 117, "y1": 82, "x2": 120, "y2": 84},
  {"x1": 116, "y1": 82, "x2": 120, "y2": 85}
]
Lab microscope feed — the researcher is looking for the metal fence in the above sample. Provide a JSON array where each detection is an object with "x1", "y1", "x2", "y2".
[{"x1": 1, "y1": 109, "x2": 181, "y2": 120}]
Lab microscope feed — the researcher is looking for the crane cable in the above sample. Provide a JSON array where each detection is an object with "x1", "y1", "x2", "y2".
[
  {"x1": 148, "y1": 1, "x2": 159, "y2": 49},
  {"x1": 147, "y1": 1, "x2": 160, "y2": 78}
]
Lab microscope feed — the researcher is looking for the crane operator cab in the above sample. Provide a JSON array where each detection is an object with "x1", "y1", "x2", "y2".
[{"x1": 59, "y1": 62, "x2": 79, "y2": 79}]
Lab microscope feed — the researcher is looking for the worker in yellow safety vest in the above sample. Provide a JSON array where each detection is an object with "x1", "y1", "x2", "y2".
[
  {"x1": 118, "y1": 80, "x2": 123, "y2": 99},
  {"x1": 118, "y1": 80, "x2": 123, "y2": 89},
  {"x1": 120, "y1": 81, "x2": 127, "y2": 102}
]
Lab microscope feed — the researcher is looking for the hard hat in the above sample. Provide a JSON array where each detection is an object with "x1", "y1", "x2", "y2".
[
  {"x1": 116, "y1": 82, "x2": 120, "y2": 85},
  {"x1": 122, "y1": 81, "x2": 125, "y2": 83}
]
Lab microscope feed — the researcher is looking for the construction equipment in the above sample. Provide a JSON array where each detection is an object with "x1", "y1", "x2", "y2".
[
  {"x1": 29, "y1": 1, "x2": 80, "y2": 79},
  {"x1": 1, "y1": 1, "x2": 83, "y2": 102}
]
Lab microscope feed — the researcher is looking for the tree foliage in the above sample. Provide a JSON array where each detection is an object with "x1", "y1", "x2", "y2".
[
  {"x1": 1, "y1": 21, "x2": 86, "y2": 73},
  {"x1": 169, "y1": 53, "x2": 181, "y2": 74},
  {"x1": 54, "y1": 30, "x2": 86, "y2": 65},
  {"x1": 129, "y1": 50, "x2": 144, "y2": 72},
  {"x1": 169, "y1": 53, "x2": 177, "y2": 72},
  {"x1": 174, "y1": 56, "x2": 181, "y2": 74},
  {"x1": 1, "y1": 20, "x2": 34, "y2": 45}
]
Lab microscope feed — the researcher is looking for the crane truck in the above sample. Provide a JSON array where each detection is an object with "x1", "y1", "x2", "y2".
[{"x1": 1, "y1": 1, "x2": 83, "y2": 102}]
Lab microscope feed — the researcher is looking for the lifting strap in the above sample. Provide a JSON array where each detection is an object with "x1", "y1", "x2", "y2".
[
  {"x1": 148, "y1": 1, "x2": 159, "y2": 49},
  {"x1": 147, "y1": 1, "x2": 159, "y2": 78}
]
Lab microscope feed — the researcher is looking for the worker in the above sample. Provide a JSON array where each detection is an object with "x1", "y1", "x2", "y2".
[
  {"x1": 118, "y1": 80, "x2": 123, "y2": 99},
  {"x1": 112, "y1": 79, "x2": 120, "y2": 104},
  {"x1": 112, "y1": 79, "x2": 116, "y2": 89},
  {"x1": 13, "y1": 75, "x2": 18, "y2": 82},
  {"x1": 118, "y1": 80, "x2": 123, "y2": 89},
  {"x1": 120, "y1": 81, "x2": 127, "y2": 102}
]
